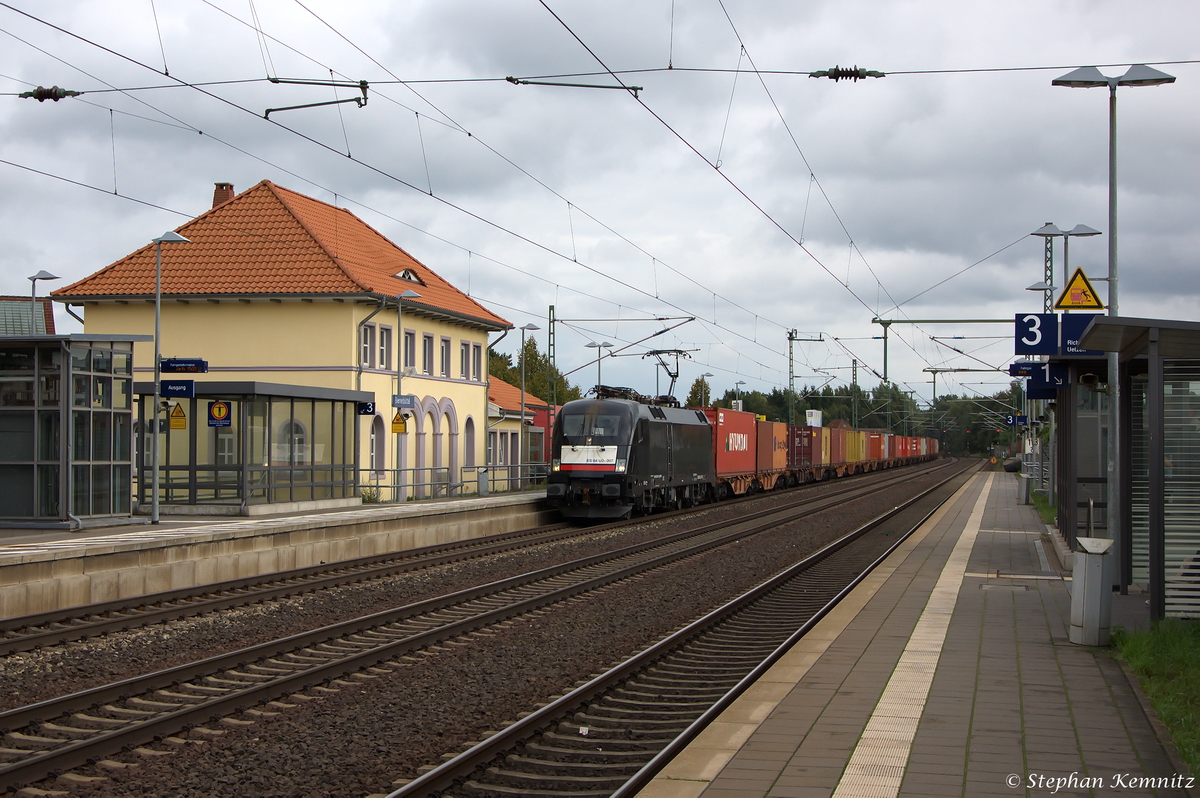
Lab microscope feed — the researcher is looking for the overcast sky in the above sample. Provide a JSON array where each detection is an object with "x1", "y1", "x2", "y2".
[{"x1": 1, "y1": 0, "x2": 1197, "y2": 404}]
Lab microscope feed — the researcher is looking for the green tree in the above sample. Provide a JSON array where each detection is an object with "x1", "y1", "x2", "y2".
[
  {"x1": 685, "y1": 376, "x2": 711, "y2": 408},
  {"x1": 491, "y1": 336, "x2": 581, "y2": 405}
]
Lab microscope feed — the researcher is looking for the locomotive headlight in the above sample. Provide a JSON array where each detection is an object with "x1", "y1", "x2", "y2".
[
  {"x1": 615, "y1": 458, "x2": 627, "y2": 473},
  {"x1": 551, "y1": 458, "x2": 561, "y2": 472}
]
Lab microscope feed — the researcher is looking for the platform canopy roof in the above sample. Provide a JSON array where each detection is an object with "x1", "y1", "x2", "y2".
[{"x1": 1079, "y1": 316, "x2": 1200, "y2": 361}]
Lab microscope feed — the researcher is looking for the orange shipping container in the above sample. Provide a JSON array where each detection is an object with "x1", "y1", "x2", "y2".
[{"x1": 753, "y1": 420, "x2": 792, "y2": 470}]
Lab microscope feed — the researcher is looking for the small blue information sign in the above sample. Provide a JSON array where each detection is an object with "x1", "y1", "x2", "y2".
[
  {"x1": 392, "y1": 394, "x2": 417, "y2": 409},
  {"x1": 160, "y1": 379, "x2": 195, "y2": 399},
  {"x1": 1004, "y1": 415, "x2": 1028, "y2": 426},
  {"x1": 1009, "y1": 361, "x2": 1038, "y2": 377}
]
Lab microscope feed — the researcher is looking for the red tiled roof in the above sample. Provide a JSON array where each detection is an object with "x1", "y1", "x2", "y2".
[
  {"x1": 488, "y1": 376, "x2": 548, "y2": 413},
  {"x1": 53, "y1": 181, "x2": 509, "y2": 329}
]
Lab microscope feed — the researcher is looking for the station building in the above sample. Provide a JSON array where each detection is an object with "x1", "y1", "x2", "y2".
[{"x1": 53, "y1": 181, "x2": 511, "y2": 514}]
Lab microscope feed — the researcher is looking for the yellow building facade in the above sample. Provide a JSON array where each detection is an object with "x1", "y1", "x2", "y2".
[{"x1": 56, "y1": 181, "x2": 510, "y2": 511}]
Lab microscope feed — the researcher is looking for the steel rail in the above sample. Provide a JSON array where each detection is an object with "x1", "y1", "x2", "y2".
[
  {"x1": 385, "y1": 459, "x2": 976, "y2": 796},
  {"x1": 0, "y1": 463, "x2": 949, "y2": 790}
]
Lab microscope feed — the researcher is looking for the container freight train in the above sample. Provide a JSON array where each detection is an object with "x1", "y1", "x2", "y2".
[{"x1": 546, "y1": 389, "x2": 939, "y2": 520}]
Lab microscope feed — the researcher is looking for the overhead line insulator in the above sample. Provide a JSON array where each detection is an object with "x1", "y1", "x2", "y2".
[
  {"x1": 18, "y1": 85, "x2": 81, "y2": 102},
  {"x1": 808, "y1": 66, "x2": 885, "y2": 82}
]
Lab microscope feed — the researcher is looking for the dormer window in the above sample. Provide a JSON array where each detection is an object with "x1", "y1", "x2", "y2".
[{"x1": 396, "y1": 268, "x2": 424, "y2": 285}]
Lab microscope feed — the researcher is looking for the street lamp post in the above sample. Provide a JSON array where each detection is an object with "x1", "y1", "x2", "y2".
[
  {"x1": 28, "y1": 270, "x2": 59, "y2": 333},
  {"x1": 1053, "y1": 64, "x2": 1175, "y2": 588},
  {"x1": 150, "y1": 231, "x2": 190, "y2": 525},
  {"x1": 395, "y1": 289, "x2": 420, "y2": 498},
  {"x1": 735, "y1": 380, "x2": 745, "y2": 407},
  {"x1": 585, "y1": 341, "x2": 612, "y2": 389},
  {"x1": 700, "y1": 372, "x2": 713, "y2": 407},
  {"x1": 519, "y1": 323, "x2": 540, "y2": 487},
  {"x1": 1030, "y1": 223, "x2": 1102, "y2": 313}
]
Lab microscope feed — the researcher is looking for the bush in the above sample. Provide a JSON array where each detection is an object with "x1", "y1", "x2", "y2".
[{"x1": 360, "y1": 486, "x2": 380, "y2": 504}]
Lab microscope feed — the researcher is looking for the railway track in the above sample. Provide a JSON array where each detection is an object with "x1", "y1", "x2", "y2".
[
  {"x1": 386, "y1": 459, "x2": 977, "y2": 798},
  {"x1": 0, "y1": 460, "x2": 956, "y2": 792},
  {"x1": 0, "y1": 463, "x2": 940, "y2": 657}
]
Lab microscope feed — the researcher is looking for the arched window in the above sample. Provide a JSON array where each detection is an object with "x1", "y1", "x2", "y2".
[{"x1": 280, "y1": 420, "x2": 308, "y2": 464}]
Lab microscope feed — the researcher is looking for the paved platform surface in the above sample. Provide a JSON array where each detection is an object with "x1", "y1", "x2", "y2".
[{"x1": 638, "y1": 471, "x2": 1192, "y2": 798}]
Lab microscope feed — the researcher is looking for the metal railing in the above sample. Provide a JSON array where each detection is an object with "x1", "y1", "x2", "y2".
[{"x1": 355, "y1": 463, "x2": 547, "y2": 504}]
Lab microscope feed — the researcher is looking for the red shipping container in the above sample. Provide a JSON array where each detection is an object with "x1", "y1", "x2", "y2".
[
  {"x1": 866, "y1": 432, "x2": 886, "y2": 461},
  {"x1": 704, "y1": 408, "x2": 757, "y2": 477},
  {"x1": 754, "y1": 421, "x2": 788, "y2": 471},
  {"x1": 787, "y1": 425, "x2": 815, "y2": 467},
  {"x1": 829, "y1": 426, "x2": 847, "y2": 464}
]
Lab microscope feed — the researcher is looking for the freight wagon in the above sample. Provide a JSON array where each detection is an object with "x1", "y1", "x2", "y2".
[{"x1": 546, "y1": 388, "x2": 938, "y2": 520}]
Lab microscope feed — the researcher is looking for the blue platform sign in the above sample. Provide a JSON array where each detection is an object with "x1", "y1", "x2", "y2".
[
  {"x1": 356, "y1": 401, "x2": 376, "y2": 415},
  {"x1": 1014, "y1": 313, "x2": 1058, "y2": 356},
  {"x1": 160, "y1": 358, "x2": 209, "y2": 373},
  {"x1": 1025, "y1": 361, "x2": 1067, "y2": 400},
  {"x1": 392, "y1": 394, "x2": 417, "y2": 409},
  {"x1": 1060, "y1": 313, "x2": 1104, "y2": 356},
  {"x1": 160, "y1": 379, "x2": 195, "y2": 399},
  {"x1": 1004, "y1": 415, "x2": 1028, "y2": 426}
]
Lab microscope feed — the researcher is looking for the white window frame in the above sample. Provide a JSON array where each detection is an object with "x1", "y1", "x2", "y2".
[
  {"x1": 460, "y1": 341, "x2": 470, "y2": 380},
  {"x1": 378, "y1": 326, "x2": 392, "y2": 371},
  {"x1": 422, "y1": 334, "x2": 434, "y2": 375},
  {"x1": 360, "y1": 324, "x2": 375, "y2": 369},
  {"x1": 404, "y1": 330, "x2": 416, "y2": 371},
  {"x1": 472, "y1": 344, "x2": 482, "y2": 382}
]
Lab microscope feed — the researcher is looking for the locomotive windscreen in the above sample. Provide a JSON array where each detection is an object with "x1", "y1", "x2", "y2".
[{"x1": 556, "y1": 402, "x2": 634, "y2": 447}]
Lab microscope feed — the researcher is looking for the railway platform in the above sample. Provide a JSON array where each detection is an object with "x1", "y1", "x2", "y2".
[
  {"x1": 636, "y1": 471, "x2": 1192, "y2": 798},
  {"x1": 0, "y1": 491, "x2": 549, "y2": 619}
]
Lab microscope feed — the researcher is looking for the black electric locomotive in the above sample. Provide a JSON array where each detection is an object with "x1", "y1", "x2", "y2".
[{"x1": 546, "y1": 390, "x2": 714, "y2": 520}]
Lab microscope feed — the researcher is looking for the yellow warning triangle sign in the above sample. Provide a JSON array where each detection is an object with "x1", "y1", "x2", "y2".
[
  {"x1": 1054, "y1": 267, "x2": 1105, "y2": 310},
  {"x1": 170, "y1": 403, "x2": 186, "y2": 418},
  {"x1": 391, "y1": 411, "x2": 407, "y2": 434}
]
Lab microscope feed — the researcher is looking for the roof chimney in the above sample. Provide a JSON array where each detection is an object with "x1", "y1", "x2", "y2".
[{"x1": 212, "y1": 182, "x2": 234, "y2": 208}]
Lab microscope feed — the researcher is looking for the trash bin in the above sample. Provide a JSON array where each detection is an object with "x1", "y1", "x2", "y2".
[
  {"x1": 1069, "y1": 537, "x2": 1113, "y2": 646},
  {"x1": 1018, "y1": 475, "x2": 1031, "y2": 505},
  {"x1": 478, "y1": 467, "x2": 489, "y2": 497}
]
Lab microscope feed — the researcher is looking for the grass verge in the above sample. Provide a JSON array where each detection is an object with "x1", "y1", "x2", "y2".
[
  {"x1": 1030, "y1": 490, "x2": 1057, "y2": 526},
  {"x1": 1112, "y1": 620, "x2": 1200, "y2": 775}
]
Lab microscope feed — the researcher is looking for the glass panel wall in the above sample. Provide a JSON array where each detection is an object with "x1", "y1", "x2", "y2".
[
  {"x1": 0, "y1": 340, "x2": 136, "y2": 522},
  {"x1": 1130, "y1": 361, "x2": 1200, "y2": 617},
  {"x1": 138, "y1": 390, "x2": 356, "y2": 508}
]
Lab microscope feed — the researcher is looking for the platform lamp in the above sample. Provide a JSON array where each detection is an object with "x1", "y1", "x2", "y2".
[
  {"x1": 28, "y1": 270, "x2": 58, "y2": 334},
  {"x1": 700, "y1": 372, "x2": 713, "y2": 407},
  {"x1": 395, "y1": 289, "x2": 421, "y2": 499},
  {"x1": 150, "y1": 231, "x2": 190, "y2": 525},
  {"x1": 735, "y1": 381, "x2": 745, "y2": 404},
  {"x1": 519, "y1": 323, "x2": 540, "y2": 486},
  {"x1": 585, "y1": 341, "x2": 612, "y2": 388},
  {"x1": 1030, "y1": 223, "x2": 1101, "y2": 313},
  {"x1": 1053, "y1": 64, "x2": 1174, "y2": 589}
]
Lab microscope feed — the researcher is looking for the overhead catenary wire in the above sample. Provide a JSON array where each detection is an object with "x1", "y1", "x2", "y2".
[
  {"x1": 0, "y1": 3, "x2": 1016, "y2": 394},
  {"x1": 2, "y1": 1, "x2": 809, "y2": 381}
]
